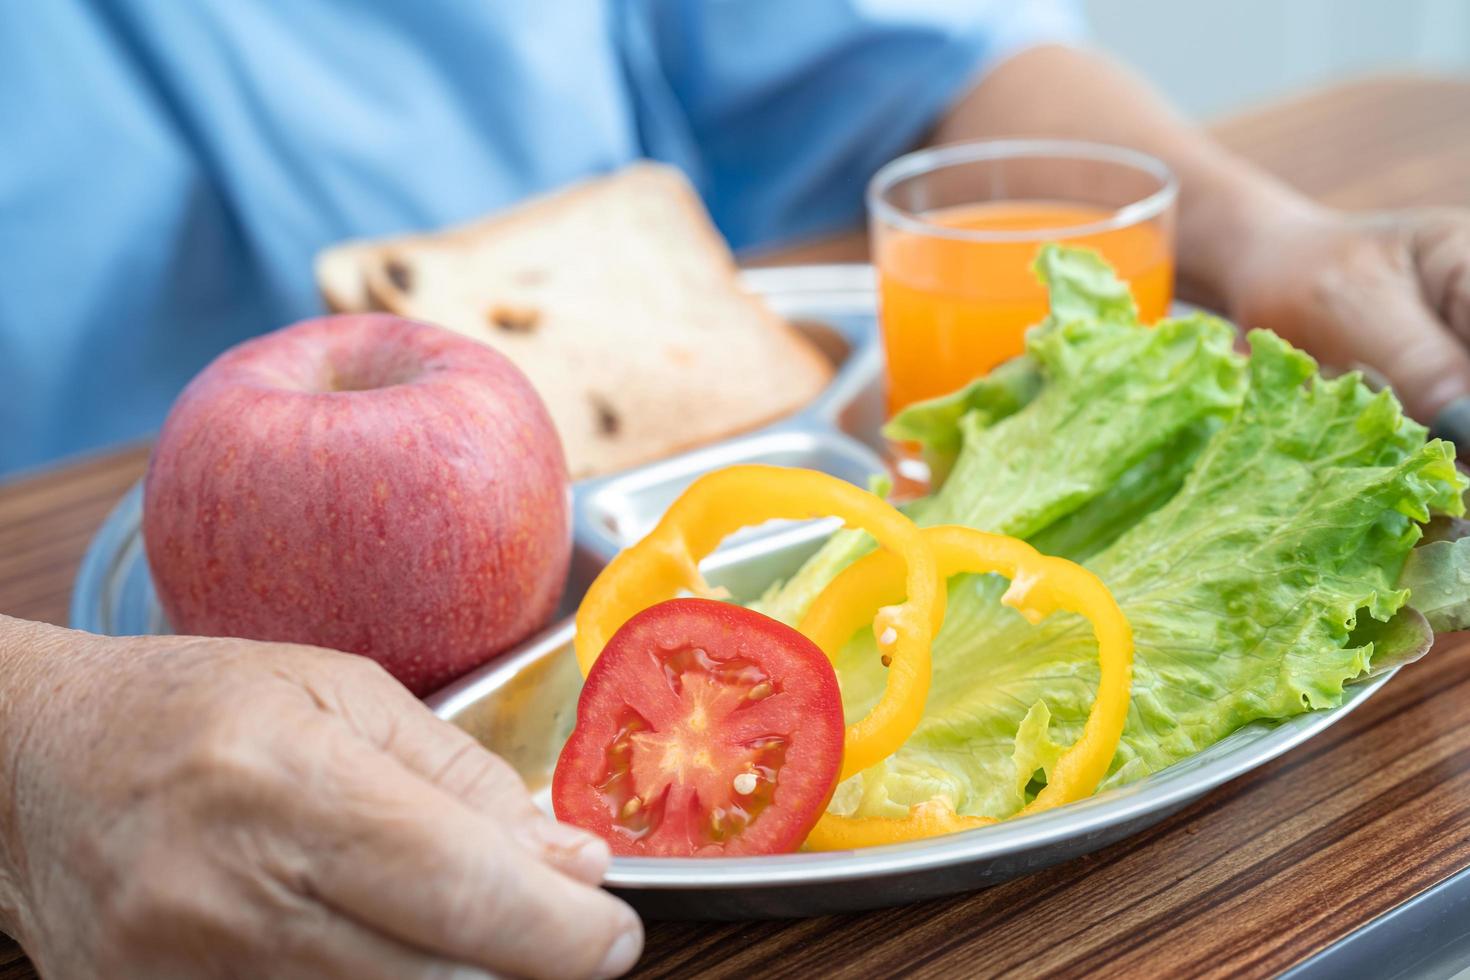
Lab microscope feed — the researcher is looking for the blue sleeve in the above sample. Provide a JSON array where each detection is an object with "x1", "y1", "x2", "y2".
[
  {"x1": 647, "y1": 0, "x2": 1084, "y2": 250},
  {"x1": 0, "y1": 0, "x2": 220, "y2": 469}
]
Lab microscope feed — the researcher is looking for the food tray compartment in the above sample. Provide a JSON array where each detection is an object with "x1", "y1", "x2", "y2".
[{"x1": 575, "y1": 428, "x2": 883, "y2": 561}]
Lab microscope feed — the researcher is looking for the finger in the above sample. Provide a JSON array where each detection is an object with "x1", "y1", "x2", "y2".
[
  {"x1": 517, "y1": 813, "x2": 614, "y2": 887},
  {"x1": 400, "y1": 725, "x2": 609, "y2": 887},
  {"x1": 460, "y1": 832, "x2": 644, "y2": 980},
  {"x1": 297, "y1": 739, "x2": 643, "y2": 980},
  {"x1": 302, "y1": 653, "x2": 610, "y2": 884},
  {"x1": 1355, "y1": 290, "x2": 1470, "y2": 421},
  {"x1": 1305, "y1": 260, "x2": 1470, "y2": 421},
  {"x1": 1411, "y1": 215, "x2": 1470, "y2": 344},
  {"x1": 388, "y1": 709, "x2": 612, "y2": 885},
  {"x1": 274, "y1": 905, "x2": 498, "y2": 980}
]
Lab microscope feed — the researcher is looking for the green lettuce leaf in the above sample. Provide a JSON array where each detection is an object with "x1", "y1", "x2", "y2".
[
  {"x1": 1033, "y1": 242, "x2": 1141, "y2": 330},
  {"x1": 770, "y1": 246, "x2": 1467, "y2": 822},
  {"x1": 760, "y1": 247, "x2": 1247, "y2": 627},
  {"x1": 827, "y1": 331, "x2": 1465, "y2": 819},
  {"x1": 1347, "y1": 606, "x2": 1434, "y2": 675},
  {"x1": 1399, "y1": 537, "x2": 1470, "y2": 631},
  {"x1": 881, "y1": 244, "x2": 1145, "y2": 487},
  {"x1": 912, "y1": 310, "x2": 1245, "y2": 536},
  {"x1": 882, "y1": 356, "x2": 1042, "y2": 485},
  {"x1": 1418, "y1": 489, "x2": 1470, "y2": 543},
  {"x1": 1026, "y1": 419, "x2": 1220, "y2": 563}
]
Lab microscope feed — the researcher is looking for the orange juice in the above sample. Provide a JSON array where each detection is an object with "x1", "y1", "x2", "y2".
[{"x1": 876, "y1": 201, "x2": 1174, "y2": 413}]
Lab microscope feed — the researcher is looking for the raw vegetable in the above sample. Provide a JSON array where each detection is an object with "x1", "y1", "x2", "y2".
[
  {"x1": 802, "y1": 525, "x2": 1133, "y2": 850},
  {"x1": 1399, "y1": 537, "x2": 1470, "y2": 632},
  {"x1": 757, "y1": 248, "x2": 1245, "y2": 628},
  {"x1": 764, "y1": 245, "x2": 1467, "y2": 825},
  {"x1": 574, "y1": 464, "x2": 944, "y2": 772},
  {"x1": 552, "y1": 599, "x2": 844, "y2": 856},
  {"x1": 883, "y1": 355, "x2": 1042, "y2": 486}
]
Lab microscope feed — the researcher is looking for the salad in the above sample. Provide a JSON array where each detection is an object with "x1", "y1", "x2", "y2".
[{"x1": 553, "y1": 245, "x2": 1470, "y2": 856}]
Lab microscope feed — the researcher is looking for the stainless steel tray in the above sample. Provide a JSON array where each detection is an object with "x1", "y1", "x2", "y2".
[{"x1": 71, "y1": 264, "x2": 1394, "y2": 919}]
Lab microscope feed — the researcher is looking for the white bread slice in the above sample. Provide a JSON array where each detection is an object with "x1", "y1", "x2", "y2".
[
  {"x1": 355, "y1": 164, "x2": 834, "y2": 478},
  {"x1": 315, "y1": 239, "x2": 384, "y2": 313}
]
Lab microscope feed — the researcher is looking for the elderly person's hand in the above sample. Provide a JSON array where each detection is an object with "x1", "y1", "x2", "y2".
[
  {"x1": 0, "y1": 617, "x2": 642, "y2": 979},
  {"x1": 944, "y1": 46, "x2": 1470, "y2": 433},
  {"x1": 1224, "y1": 206, "x2": 1470, "y2": 422}
]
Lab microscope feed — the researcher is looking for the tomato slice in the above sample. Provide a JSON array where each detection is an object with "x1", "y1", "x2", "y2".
[{"x1": 552, "y1": 598, "x2": 845, "y2": 856}]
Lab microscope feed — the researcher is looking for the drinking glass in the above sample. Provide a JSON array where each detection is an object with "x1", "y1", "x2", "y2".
[{"x1": 869, "y1": 139, "x2": 1178, "y2": 414}]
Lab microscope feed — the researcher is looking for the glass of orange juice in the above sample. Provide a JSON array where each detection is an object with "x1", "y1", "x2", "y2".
[{"x1": 869, "y1": 139, "x2": 1178, "y2": 415}]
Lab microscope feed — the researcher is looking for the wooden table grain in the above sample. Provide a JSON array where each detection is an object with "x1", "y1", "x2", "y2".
[{"x1": 4, "y1": 75, "x2": 1470, "y2": 979}]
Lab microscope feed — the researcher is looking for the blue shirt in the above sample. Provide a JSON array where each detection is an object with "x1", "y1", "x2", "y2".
[{"x1": 0, "y1": 0, "x2": 1079, "y2": 475}]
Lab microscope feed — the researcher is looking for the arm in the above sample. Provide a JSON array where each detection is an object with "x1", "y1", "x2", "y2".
[
  {"x1": 0, "y1": 617, "x2": 52, "y2": 941},
  {"x1": 0, "y1": 616, "x2": 642, "y2": 979},
  {"x1": 935, "y1": 45, "x2": 1470, "y2": 422}
]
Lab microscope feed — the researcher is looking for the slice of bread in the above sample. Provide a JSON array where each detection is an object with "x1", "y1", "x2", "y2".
[
  {"x1": 338, "y1": 163, "x2": 833, "y2": 478},
  {"x1": 315, "y1": 239, "x2": 385, "y2": 313}
]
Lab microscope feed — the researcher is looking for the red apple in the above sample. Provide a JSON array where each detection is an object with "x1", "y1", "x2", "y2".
[{"x1": 143, "y1": 313, "x2": 571, "y2": 695}]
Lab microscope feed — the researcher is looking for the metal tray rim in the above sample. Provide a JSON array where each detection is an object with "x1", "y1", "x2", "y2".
[
  {"x1": 426, "y1": 614, "x2": 1393, "y2": 891},
  {"x1": 74, "y1": 481, "x2": 1395, "y2": 891}
]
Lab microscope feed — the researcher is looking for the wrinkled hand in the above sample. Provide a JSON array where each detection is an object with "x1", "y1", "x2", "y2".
[
  {"x1": 1225, "y1": 207, "x2": 1470, "y2": 422},
  {"x1": 0, "y1": 622, "x2": 642, "y2": 979}
]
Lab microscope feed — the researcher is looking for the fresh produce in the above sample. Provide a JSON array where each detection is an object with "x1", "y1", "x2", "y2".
[
  {"x1": 144, "y1": 313, "x2": 570, "y2": 695},
  {"x1": 801, "y1": 525, "x2": 1132, "y2": 849},
  {"x1": 574, "y1": 464, "x2": 944, "y2": 776},
  {"x1": 553, "y1": 598, "x2": 845, "y2": 856},
  {"x1": 558, "y1": 244, "x2": 1470, "y2": 856},
  {"x1": 761, "y1": 245, "x2": 1469, "y2": 827},
  {"x1": 562, "y1": 467, "x2": 1128, "y2": 856}
]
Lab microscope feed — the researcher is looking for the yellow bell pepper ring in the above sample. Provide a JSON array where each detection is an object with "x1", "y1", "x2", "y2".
[
  {"x1": 574, "y1": 465, "x2": 946, "y2": 774},
  {"x1": 802, "y1": 524, "x2": 1134, "y2": 850},
  {"x1": 804, "y1": 799, "x2": 994, "y2": 851}
]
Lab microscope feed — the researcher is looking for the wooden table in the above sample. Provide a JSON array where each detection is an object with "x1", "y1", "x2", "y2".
[{"x1": 4, "y1": 75, "x2": 1470, "y2": 979}]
